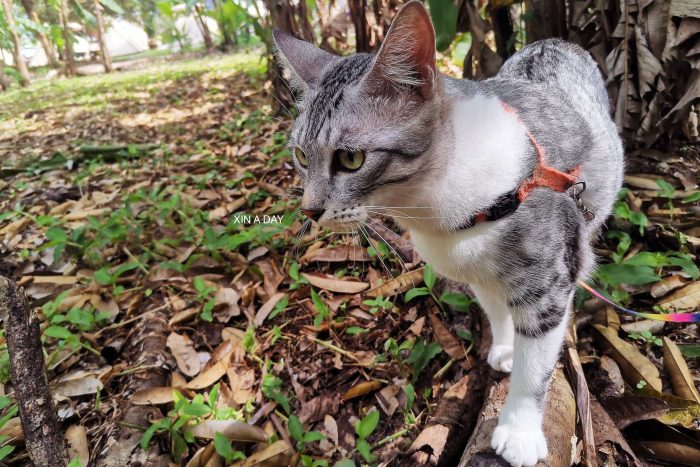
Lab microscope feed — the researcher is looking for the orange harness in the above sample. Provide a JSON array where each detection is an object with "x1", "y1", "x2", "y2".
[
  {"x1": 456, "y1": 102, "x2": 583, "y2": 229},
  {"x1": 499, "y1": 102, "x2": 580, "y2": 202}
]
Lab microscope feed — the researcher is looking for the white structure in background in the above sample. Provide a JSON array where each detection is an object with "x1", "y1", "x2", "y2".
[
  {"x1": 21, "y1": 19, "x2": 149, "y2": 67},
  {"x1": 169, "y1": 13, "x2": 220, "y2": 51},
  {"x1": 104, "y1": 19, "x2": 150, "y2": 57}
]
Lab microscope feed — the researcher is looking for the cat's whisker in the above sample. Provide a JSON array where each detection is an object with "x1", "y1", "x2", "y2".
[
  {"x1": 362, "y1": 219, "x2": 409, "y2": 274},
  {"x1": 366, "y1": 209, "x2": 450, "y2": 220},
  {"x1": 355, "y1": 221, "x2": 394, "y2": 280},
  {"x1": 293, "y1": 219, "x2": 311, "y2": 262}
]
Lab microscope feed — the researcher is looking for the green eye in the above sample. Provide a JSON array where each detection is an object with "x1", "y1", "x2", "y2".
[
  {"x1": 336, "y1": 149, "x2": 365, "y2": 170},
  {"x1": 294, "y1": 147, "x2": 308, "y2": 167}
]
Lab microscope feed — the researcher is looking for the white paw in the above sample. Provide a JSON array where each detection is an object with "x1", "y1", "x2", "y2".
[
  {"x1": 487, "y1": 345, "x2": 513, "y2": 373},
  {"x1": 491, "y1": 423, "x2": 548, "y2": 467}
]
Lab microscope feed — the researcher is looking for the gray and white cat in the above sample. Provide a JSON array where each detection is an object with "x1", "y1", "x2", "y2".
[{"x1": 273, "y1": 1, "x2": 623, "y2": 466}]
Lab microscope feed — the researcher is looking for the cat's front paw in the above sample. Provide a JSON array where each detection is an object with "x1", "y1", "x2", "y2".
[
  {"x1": 487, "y1": 345, "x2": 513, "y2": 373},
  {"x1": 491, "y1": 422, "x2": 547, "y2": 467}
]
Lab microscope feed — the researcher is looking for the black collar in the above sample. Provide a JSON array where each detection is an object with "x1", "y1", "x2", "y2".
[{"x1": 454, "y1": 189, "x2": 521, "y2": 230}]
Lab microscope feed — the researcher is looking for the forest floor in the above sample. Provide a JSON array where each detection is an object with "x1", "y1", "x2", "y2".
[{"x1": 0, "y1": 52, "x2": 698, "y2": 467}]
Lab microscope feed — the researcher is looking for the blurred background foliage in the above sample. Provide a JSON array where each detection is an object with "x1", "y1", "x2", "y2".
[{"x1": 0, "y1": 0, "x2": 698, "y2": 148}]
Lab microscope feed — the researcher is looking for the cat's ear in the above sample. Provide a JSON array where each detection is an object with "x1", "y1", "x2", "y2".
[
  {"x1": 364, "y1": 0, "x2": 436, "y2": 99},
  {"x1": 273, "y1": 30, "x2": 340, "y2": 93}
]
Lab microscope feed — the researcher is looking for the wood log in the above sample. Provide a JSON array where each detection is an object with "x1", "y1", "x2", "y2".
[
  {"x1": 458, "y1": 366, "x2": 576, "y2": 467},
  {"x1": 95, "y1": 310, "x2": 171, "y2": 467},
  {"x1": 1, "y1": 276, "x2": 68, "y2": 467}
]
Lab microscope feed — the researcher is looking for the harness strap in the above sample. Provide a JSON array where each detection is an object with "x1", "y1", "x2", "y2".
[
  {"x1": 455, "y1": 102, "x2": 583, "y2": 230},
  {"x1": 500, "y1": 102, "x2": 580, "y2": 203}
]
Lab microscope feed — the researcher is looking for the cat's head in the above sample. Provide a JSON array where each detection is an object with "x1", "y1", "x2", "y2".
[{"x1": 273, "y1": 1, "x2": 444, "y2": 229}]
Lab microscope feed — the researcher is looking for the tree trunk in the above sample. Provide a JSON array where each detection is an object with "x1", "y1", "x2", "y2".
[
  {"x1": 92, "y1": 0, "x2": 112, "y2": 73},
  {"x1": 348, "y1": 0, "x2": 371, "y2": 52},
  {"x1": 1, "y1": 277, "x2": 69, "y2": 467},
  {"x1": 0, "y1": 60, "x2": 11, "y2": 90},
  {"x1": 490, "y1": 5, "x2": 515, "y2": 60},
  {"x1": 263, "y1": 0, "x2": 303, "y2": 114},
  {"x1": 20, "y1": 0, "x2": 58, "y2": 67},
  {"x1": 194, "y1": 3, "x2": 214, "y2": 49},
  {"x1": 213, "y1": 0, "x2": 234, "y2": 49},
  {"x1": 59, "y1": 0, "x2": 75, "y2": 76},
  {"x1": 524, "y1": 0, "x2": 567, "y2": 43},
  {"x1": 1, "y1": 0, "x2": 31, "y2": 86}
]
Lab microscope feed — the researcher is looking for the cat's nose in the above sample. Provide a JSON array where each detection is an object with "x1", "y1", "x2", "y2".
[{"x1": 301, "y1": 208, "x2": 324, "y2": 221}]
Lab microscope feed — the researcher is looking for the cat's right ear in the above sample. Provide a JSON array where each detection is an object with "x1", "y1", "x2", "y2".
[{"x1": 273, "y1": 30, "x2": 340, "y2": 94}]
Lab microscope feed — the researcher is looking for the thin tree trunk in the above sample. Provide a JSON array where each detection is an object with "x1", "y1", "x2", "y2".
[
  {"x1": 92, "y1": 0, "x2": 112, "y2": 72},
  {"x1": 0, "y1": 60, "x2": 11, "y2": 90},
  {"x1": 1, "y1": 277, "x2": 69, "y2": 467},
  {"x1": 20, "y1": 0, "x2": 58, "y2": 67},
  {"x1": 524, "y1": 0, "x2": 567, "y2": 43},
  {"x1": 213, "y1": 0, "x2": 233, "y2": 49},
  {"x1": 348, "y1": 0, "x2": 371, "y2": 52},
  {"x1": 263, "y1": 0, "x2": 300, "y2": 113},
  {"x1": 1, "y1": 0, "x2": 30, "y2": 86},
  {"x1": 194, "y1": 3, "x2": 214, "y2": 49},
  {"x1": 59, "y1": 0, "x2": 75, "y2": 76},
  {"x1": 491, "y1": 5, "x2": 515, "y2": 60}
]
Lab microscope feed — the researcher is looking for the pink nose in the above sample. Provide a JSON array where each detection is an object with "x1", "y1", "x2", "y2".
[{"x1": 302, "y1": 209, "x2": 324, "y2": 221}]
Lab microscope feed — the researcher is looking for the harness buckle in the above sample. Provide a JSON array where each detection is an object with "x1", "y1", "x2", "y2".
[{"x1": 568, "y1": 181, "x2": 595, "y2": 222}]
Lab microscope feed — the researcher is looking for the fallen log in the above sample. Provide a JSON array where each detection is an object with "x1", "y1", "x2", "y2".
[
  {"x1": 1, "y1": 275, "x2": 69, "y2": 467},
  {"x1": 404, "y1": 310, "x2": 492, "y2": 466},
  {"x1": 95, "y1": 309, "x2": 171, "y2": 467},
  {"x1": 458, "y1": 366, "x2": 576, "y2": 467}
]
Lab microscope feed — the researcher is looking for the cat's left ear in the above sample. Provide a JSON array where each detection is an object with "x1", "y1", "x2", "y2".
[
  {"x1": 364, "y1": 0, "x2": 436, "y2": 99},
  {"x1": 273, "y1": 30, "x2": 340, "y2": 93}
]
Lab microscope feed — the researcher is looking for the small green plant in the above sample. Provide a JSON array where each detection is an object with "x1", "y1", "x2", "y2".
[
  {"x1": 310, "y1": 288, "x2": 331, "y2": 327},
  {"x1": 362, "y1": 296, "x2": 392, "y2": 314},
  {"x1": 656, "y1": 179, "x2": 676, "y2": 220},
  {"x1": 403, "y1": 265, "x2": 474, "y2": 313},
  {"x1": 214, "y1": 432, "x2": 246, "y2": 463},
  {"x1": 628, "y1": 329, "x2": 663, "y2": 347},
  {"x1": 354, "y1": 410, "x2": 380, "y2": 463},
  {"x1": 288, "y1": 262, "x2": 309, "y2": 290},
  {"x1": 141, "y1": 385, "x2": 232, "y2": 460},
  {"x1": 261, "y1": 373, "x2": 291, "y2": 414},
  {"x1": 193, "y1": 277, "x2": 217, "y2": 321},
  {"x1": 405, "y1": 338, "x2": 443, "y2": 382},
  {"x1": 0, "y1": 395, "x2": 18, "y2": 461},
  {"x1": 288, "y1": 415, "x2": 326, "y2": 453},
  {"x1": 384, "y1": 337, "x2": 442, "y2": 382}
]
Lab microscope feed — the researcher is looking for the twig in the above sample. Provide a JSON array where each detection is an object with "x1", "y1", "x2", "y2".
[{"x1": 0, "y1": 275, "x2": 69, "y2": 466}]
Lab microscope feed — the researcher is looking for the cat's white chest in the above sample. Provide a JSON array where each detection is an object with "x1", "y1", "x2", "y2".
[{"x1": 408, "y1": 221, "x2": 500, "y2": 284}]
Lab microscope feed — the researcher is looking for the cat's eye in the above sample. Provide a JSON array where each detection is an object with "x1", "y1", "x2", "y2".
[
  {"x1": 294, "y1": 147, "x2": 308, "y2": 167},
  {"x1": 336, "y1": 149, "x2": 365, "y2": 171}
]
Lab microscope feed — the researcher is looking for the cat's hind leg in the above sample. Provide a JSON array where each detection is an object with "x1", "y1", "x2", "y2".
[{"x1": 470, "y1": 283, "x2": 514, "y2": 373}]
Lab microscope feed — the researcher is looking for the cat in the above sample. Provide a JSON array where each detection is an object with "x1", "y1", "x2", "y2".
[{"x1": 273, "y1": 1, "x2": 623, "y2": 466}]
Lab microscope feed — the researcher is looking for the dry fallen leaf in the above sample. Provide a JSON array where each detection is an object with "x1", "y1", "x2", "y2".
[
  {"x1": 184, "y1": 420, "x2": 268, "y2": 443},
  {"x1": 167, "y1": 332, "x2": 202, "y2": 377},
  {"x1": 131, "y1": 387, "x2": 180, "y2": 405},
  {"x1": 65, "y1": 425, "x2": 89, "y2": 466},
  {"x1": 301, "y1": 272, "x2": 369, "y2": 294},
  {"x1": 593, "y1": 324, "x2": 662, "y2": 392},
  {"x1": 186, "y1": 442, "x2": 223, "y2": 467},
  {"x1": 185, "y1": 360, "x2": 229, "y2": 390},
  {"x1": 663, "y1": 337, "x2": 700, "y2": 403},
  {"x1": 342, "y1": 380, "x2": 383, "y2": 401},
  {"x1": 650, "y1": 275, "x2": 688, "y2": 298},
  {"x1": 254, "y1": 292, "x2": 285, "y2": 327},
  {"x1": 365, "y1": 267, "x2": 424, "y2": 298},
  {"x1": 658, "y1": 281, "x2": 700, "y2": 311},
  {"x1": 428, "y1": 312, "x2": 469, "y2": 368},
  {"x1": 233, "y1": 440, "x2": 294, "y2": 467}
]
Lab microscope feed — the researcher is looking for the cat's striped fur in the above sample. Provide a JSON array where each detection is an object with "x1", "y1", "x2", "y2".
[{"x1": 274, "y1": 2, "x2": 623, "y2": 465}]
